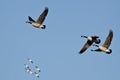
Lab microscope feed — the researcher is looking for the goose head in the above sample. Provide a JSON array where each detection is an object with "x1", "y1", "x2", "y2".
[
  {"x1": 93, "y1": 44, "x2": 99, "y2": 47},
  {"x1": 81, "y1": 35, "x2": 87, "y2": 38},
  {"x1": 106, "y1": 49, "x2": 112, "y2": 54},
  {"x1": 95, "y1": 39, "x2": 101, "y2": 44},
  {"x1": 41, "y1": 25, "x2": 46, "y2": 29}
]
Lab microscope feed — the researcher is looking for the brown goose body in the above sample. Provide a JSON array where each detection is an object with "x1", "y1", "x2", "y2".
[
  {"x1": 91, "y1": 30, "x2": 113, "y2": 54},
  {"x1": 79, "y1": 36, "x2": 100, "y2": 54},
  {"x1": 26, "y1": 7, "x2": 48, "y2": 29}
]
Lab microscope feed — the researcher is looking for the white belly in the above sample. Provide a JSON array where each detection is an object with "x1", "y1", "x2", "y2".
[
  {"x1": 99, "y1": 46, "x2": 110, "y2": 52},
  {"x1": 32, "y1": 23, "x2": 41, "y2": 28}
]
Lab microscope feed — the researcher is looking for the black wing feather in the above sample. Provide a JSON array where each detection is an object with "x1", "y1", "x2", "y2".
[
  {"x1": 28, "y1": 16, "x2": 35, "y2": 22},
  {"x1": 79, "y1": 40, "x2": 94, "y2": 54},
  {"x1": 37, "y1": 7, "x2": 48, "y2": 24}
]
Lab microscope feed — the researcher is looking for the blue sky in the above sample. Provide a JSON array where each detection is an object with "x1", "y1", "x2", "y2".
[{"x1": 0, "y1": 0, "x2": 120, "y2": 80}]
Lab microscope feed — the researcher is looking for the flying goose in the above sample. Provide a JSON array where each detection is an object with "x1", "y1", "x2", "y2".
[
  {"x1": 34, "y1": 72, "x2": 40, "y2": 78},
  {"x1": 26, "y1": 7, "x2": 48, "y2": 29},
  {"x1": 24, "y1": 64, "x2": 29, "y2": 69},
  {"x1": 25, "y1": 68, "x2": 33, "y2": 75},
  {"x1": 35, "y1": 66, "x2": 41, "y2": 72},
  {"x1": 91, "y1": 30, "x2": 113, "y2": 54},
  {"x1": 28, "y1": 58, "x2": 33, "y2": 64},
  {"x1": 79, "y1": 36, "x2": 101, "y2": 54}
]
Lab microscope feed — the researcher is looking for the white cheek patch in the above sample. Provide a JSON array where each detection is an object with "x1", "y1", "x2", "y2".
[
  {"x1": 40, "y1": 25, "x2": 44, "y2": 28},
  {"x1": 88, "y1": 37, "x2": 92, "y2": 41},
  {"x1": 105, "y1": 49, "x2": 110, "y2": 52}
]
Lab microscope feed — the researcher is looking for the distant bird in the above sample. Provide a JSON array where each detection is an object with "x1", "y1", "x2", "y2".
[
  {"x1": 91, "y1": 30, "x2": 113, "y2": 54},
  {"x1": 24, "y1": 64, "x2": 29, "y2": 69},
  {"x1": 79, "y1": 36, "x2": 101, "y2": 54},
  {"x1": 26, "y1": 7, "x2": 48, "y2": 29},
  {"x1": 28, "y1": 58, "x2": 33, "y2": 63},
  {"x1": 35, "y1": 66, "x2": 41, "y2": 72},
  {"x1": 34, "y1": 72, "x2": 40, "y2": 78},
  {"x1": 25, "y1": 68, "x2": 33, "y2": 75}
]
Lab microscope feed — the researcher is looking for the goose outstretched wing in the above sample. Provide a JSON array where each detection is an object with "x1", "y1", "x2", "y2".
[
  {"x1": 37, "y1": 7, "x2": 48, "y2": 24},
  {"x1": 79, "y1": 40, "x2": 94, "y2": 54},
  {"x1": 28, "y1": 16, "x2": 35, "y2": 22},
  {"x1": 102, "y1": 30, "x2": 113, "y2": 48}
]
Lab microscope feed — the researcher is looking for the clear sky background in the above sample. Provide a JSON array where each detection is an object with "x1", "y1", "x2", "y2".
[{"x1": 0, "y1": 0, "x2": 120, "y2": 80}]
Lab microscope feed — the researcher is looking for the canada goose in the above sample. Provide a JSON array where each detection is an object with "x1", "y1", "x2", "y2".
[
  {"x1": 25, "y1": 68, "x2": 33, "y2": 75},
  {"x1": 91, "y1": 30, "x2": 113, "y2": 54},
  {"x1": 26, "y1": 7, "x2": 48, "y2": 29},
  {"x1": 24, "y1": 64, "x2": 29, "y2": 69},
  {"x1": 34, "y1": 72, "x2": 40, "y2": 78},
  {"x1": 79, "y1": 36, "x2": 101, "y2": 54},
  {"x1": 35, "y1": 66, "x2": 41, "y2": 72},
  {"x1": 28, "y1": 58, "x2": 33, "y2": 64}
]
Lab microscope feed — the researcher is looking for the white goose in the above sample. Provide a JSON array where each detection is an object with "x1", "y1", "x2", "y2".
[
  {"x1": 26, "y1": 7, "x2": 48, "y2": 29},
  {"x1": 91, "y1": 30, "x2": 113, "y2": 54},
  {"x1": 79, "y1": 36, "x2": 101, "y2": 54}
]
